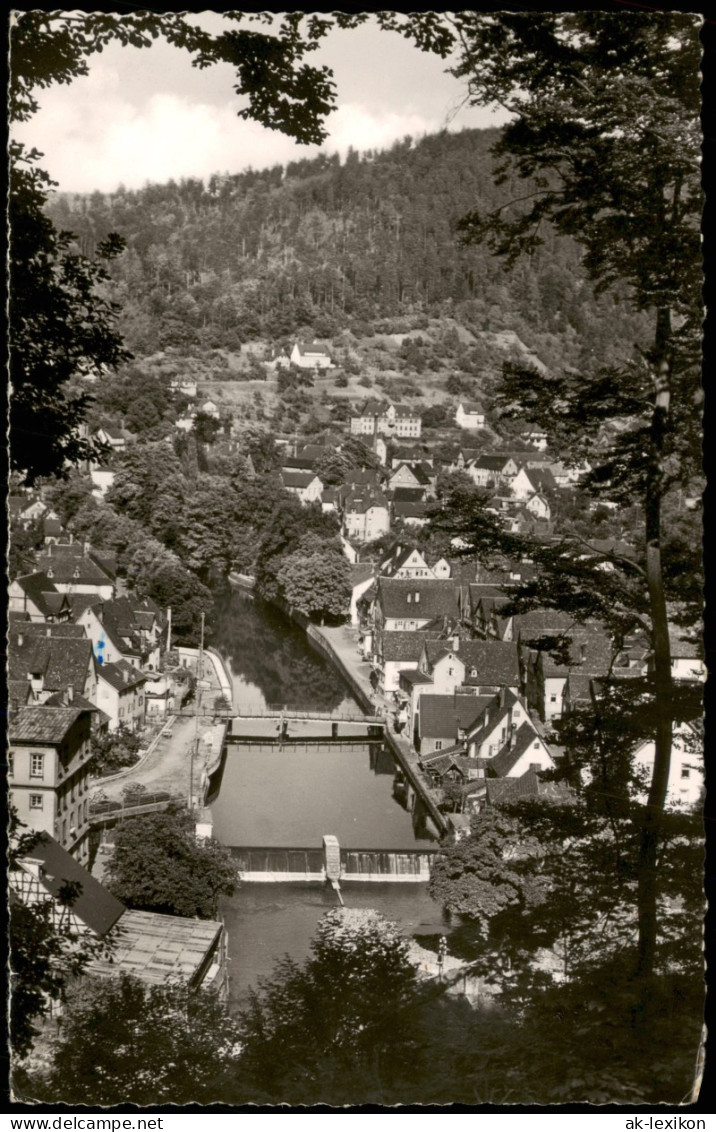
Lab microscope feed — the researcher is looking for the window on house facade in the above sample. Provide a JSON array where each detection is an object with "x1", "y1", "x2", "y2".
[
  {"x1": 681, "y1": 767, "x2": 691, "y2": 779},
  {"x1": 435, "y1": 741, "x2": 443, "y2": 751},
  {"x1": 550, "y1": 694, "x2": 557, "y2": 703},
  {"x1": 8, "y1": 752, "x2": 13, "y2": 777},
  {"x1": 30, "y1": 753, "x2": 44, "y2": 778},
  {"x1": 30, "y1": 794, "x2": 43, "y2": 809}
]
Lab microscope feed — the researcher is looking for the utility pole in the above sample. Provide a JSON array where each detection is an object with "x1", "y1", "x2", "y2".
[{"x1": 189, "y1": 611, "x2": 205, "y2": 812}]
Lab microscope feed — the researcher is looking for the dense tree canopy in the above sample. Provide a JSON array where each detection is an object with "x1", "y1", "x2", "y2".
[
  {"x1": 29, "y1": 976, "x2": 241, "y2": 1106},
  {"x1": 105, "y1": 806, "x2": 238, "y2": 919}
]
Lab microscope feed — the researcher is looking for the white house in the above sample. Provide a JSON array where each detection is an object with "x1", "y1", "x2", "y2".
[
  {"x1": 350, "y1": 400, "x2": 422, "y2": 439},
  {"x1": 525, "y1": 492, "x2": 551, "y2": 521},
  {"x1": 455, "y1": 401, "x2": 486, "y2": 430},
  {"x1": 634, "y1": 723, "x2": 703, "y2": 810},
  {"x1": 95, "y1": 659, "x2": 147, "y2": 732},
  {"x1": 290, "y1": 341, "x2": 333, "y2": 369},
  {"x1": 343, "y1": 490, "x2": 390, "y2": 543},
  {"x1": 281, "y1": 470, "x2": 324, "y2": 505}
]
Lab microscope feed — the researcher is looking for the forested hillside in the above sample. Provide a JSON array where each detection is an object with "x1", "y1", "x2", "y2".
[{"x1": 45, "y1": 128, "x2": 648, "y2": 371}]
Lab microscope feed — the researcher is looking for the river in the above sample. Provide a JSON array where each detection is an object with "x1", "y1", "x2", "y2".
[{"x1": 208, "y1": 588, "x2": 450, "y2": 1005}]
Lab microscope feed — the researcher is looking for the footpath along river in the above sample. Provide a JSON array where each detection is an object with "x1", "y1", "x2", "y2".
[{"x1": 208, "y1": 587, "x2": 453, "y2": 1006}]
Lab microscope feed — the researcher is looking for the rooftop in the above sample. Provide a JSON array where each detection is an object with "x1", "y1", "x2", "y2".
[
  {"x1": 16, "y1": 833, "x2": 125, "y2": 936},
  {"x1": 9, "y1": 704, "x2": 87, "y2": 744},
  {"x1": 87, "y1": 909, "x2": 223, "y2": 988}
]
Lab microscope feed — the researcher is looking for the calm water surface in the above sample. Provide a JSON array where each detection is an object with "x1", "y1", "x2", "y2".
[
  {"x1": 223, "y1": 883, "x2": 451, "y2": 1009},
  {"x1": 210, "y1": 586, "x2": 447, "y2": 1006}
]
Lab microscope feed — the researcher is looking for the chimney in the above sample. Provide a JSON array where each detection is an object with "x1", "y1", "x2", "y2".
[
  {"x1": 84, "y1": 541, "x2": 90, "y2": 555},
  {"x1": 452, "y1": 635, "x2": 460, "y2": 652},
  {"x1": 46, "y1": 627, "x2": 51, "y2": 638},
  {"x1": 123, "y1": 669, "x2": 129, "y2": 683},
  {"x1": 17, "y1": 632, "x2": 23, "y2": 648},
  {"x1": 67, "y1": 684, "x2": 74, "y2": 703}
]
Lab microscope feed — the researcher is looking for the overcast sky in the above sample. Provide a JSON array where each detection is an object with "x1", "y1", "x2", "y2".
[{"x1": 12, "y1": 13, "x2": 507, "y2": 194}]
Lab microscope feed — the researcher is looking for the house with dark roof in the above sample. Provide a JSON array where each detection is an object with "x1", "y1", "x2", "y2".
[
  {"x1": 390, "y1": 445, "x2": 431, "y2": 469},
  {"x1": 417, "y1": 637, "x2": 521, "y2": 698},
  {"x1": 8, "y1": 705, "x2": 95, "y2": 862},
  {"x1": 380, "y1": 544, "x2": 434, "y2": 579},
  {"x1": 478, "y1": 765, "x2": 572, "y2": 814},
  {"x1": 376, "y1": 578, "x2": 461, "y2": 632},
  {"x1": 290, "y1": 341, "x2": 333, "y2": 369},
  {"x1": 343, "y1": 489, "x2": 390, "y2": 543},
  {"x1": 8, "y1": 626, "x2": 98, "y2": 709},
  {"x1": 416, "y1": 694, "x2": 489, "y2": 756},
  {"x1": 524, "y1": 626, "x2": 615, "y2": 723},
  {"x1": 36, "y1": 545, "x2": 115, "y2": 600},
  {"x1": 455, "y1": 401, "x2": 486, "y2": 430},
  {"x1": 466, "y1": 454, "x2": 519, "y2": 489},
  {"x1": 76, "y1": 596, "x2": 165, "y2": 669},
  {"x1": 8, "y1": 572, "x2": 72, "y2": 623},
  {"x1": 350, "y1": 400, "x2": 421, "y2": 440},
  {"x1": 488, "y1": 721, "x2": 555, "y2": 778},
  {"x1": 10, "y1": 834, "x2": 228, "y2": 998},
  {"x1": 393, "y1": 500, "x2": 430, "y2": 527},
  {"x1": 96, "y1": 659, "x2": 148, "y2": 731},
  {"x1": 280, "y1": 469, "x2": 324, "y2": 504},
  {"x1": 464, "y1": 689, "x2": 531, "y2": 762},
  {"x1": 374, "y1": 630, "x2": 434, "y2": 693}
]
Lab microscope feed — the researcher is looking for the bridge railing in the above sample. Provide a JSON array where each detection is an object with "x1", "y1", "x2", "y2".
[{"x1": 231, "y1": 706, "x2": 382, "y2": 723}]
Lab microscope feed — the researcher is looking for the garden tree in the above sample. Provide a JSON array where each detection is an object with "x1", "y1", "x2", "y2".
[
  {"x1": 235, "y1": 909, "x2": 424, "y2": 1104},
  {"x1": 8, "y1": 818, "x2": 110, "y2": 1063},
  {"x1": 126, "y1": 536, "x2": 211, "y2": 642},
  {"x1": 107, "y1": 442, "x2": 187, "y2": 534},
  {"x1": 65, "y1": 501, "x2": 146, "y2": 575},
  {"x1": 30, "y1": 975, "x2": 241, "y2": 1106},
  {"x1": 177, "y1": 475, "x2": 243, "y2": 583},
  {"x1": 44, "y1": 470, "x2": 96, "y2": 526},
  {"x1": 89, "y1": 725, "x2": 141, "y2": 777},
  {"x1": 105, "y1": 806, "x2": 238, "y2": 919},
  {"x1": 254, "y1": 496, "x2": 341, "y2": 603},
  {"x1": 277, "y1": 539, "x2": 352, "y2": 622}
]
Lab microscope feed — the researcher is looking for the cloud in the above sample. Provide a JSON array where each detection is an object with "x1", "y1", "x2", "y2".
[{"x1": 13, "y1": 66, "x2": 501, "y2": 194}]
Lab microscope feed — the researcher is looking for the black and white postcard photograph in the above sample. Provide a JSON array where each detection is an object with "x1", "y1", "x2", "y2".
[{"x1": 6, "y1": 6, "x2": 708, "y2": 1112}]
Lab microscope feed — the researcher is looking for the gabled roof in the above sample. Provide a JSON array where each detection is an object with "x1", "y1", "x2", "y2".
[
  {"x1": 380, "y1": 543, "x2": 426, "y2": 574},
  {"x1": 295, "y1": 340, "x2": 331, "y2": 358},
  {"x1": 471, "y1": 454, "x2": 513, "y2": 471},
  {"x1": 423, "y1": 639, "x2": 520, "y2": 686},
  {"x1": 398, "y1": 668, "x2": 433, "y2": 686},
  {"x1": 344, "y1": 468, "x2": 382, "y2": 487},
  {"x1": 37, "y1": 550, "x2": 114, "y2": 587},
  {"x1": 44, "y1": 689, "x2": 110, "y2": 724},
  {"x1": 392, "y1": 487, "x2": 427, "y2": 504},
  {"x1": 97, "y1": 658, "x2": 147, "y2": 692},
  {"x1": 345, "y1": 489, "x2": 389, "y2": 514},
  {"x1": 379, "y1": 631, "x2": 432, "y2": 663},
  {"x1": 490, "y1": 722, "x2": 550, "y2": 777},
  {"x1": 15, "y1": 833, "x2": 125, "y2": 936},
  {"x1": 9, "y1": 632, "x2": 95, "y2": 695},
  {"x1": 11, "y1": 571, "x2": 60, "y2": 616},
  {"x1": 419, "y1": 694, "x2": 492, "y2": 739},
  {"x1": 9, "y1": 704, "x2": 87, "y2": 744},
  {"x1": 393, "y1": 501, "x2": 430, "y2": 519},
  {"x1": 281, "y1": 468, "x2": 321, "y2": 489},
  {"x1": 457, "y1": 401, "x2": 484, "y2": 414},
  {"x1": 350, "y1": 563, "x2": 375, "y2": 587},
  {"x1": 378, "y1": 578, "x2": 461, "y2": 620}
]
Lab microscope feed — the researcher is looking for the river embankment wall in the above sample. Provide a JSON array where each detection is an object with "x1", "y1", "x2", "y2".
[{"x1": 177, "y1": 645, "x2": 233, "y2": 703}]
